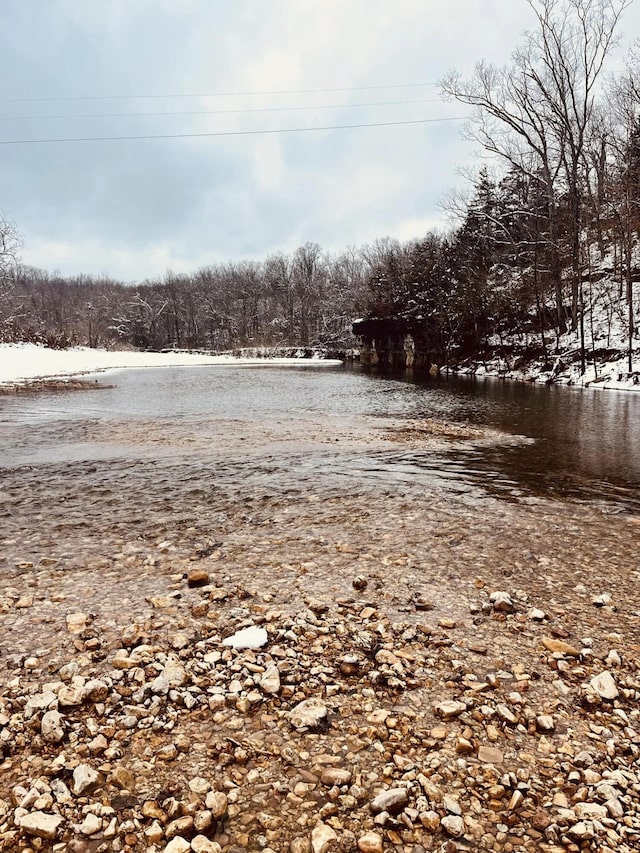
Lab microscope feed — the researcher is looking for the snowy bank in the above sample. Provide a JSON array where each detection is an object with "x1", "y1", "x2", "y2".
[
  {"x1": 456, "y1": 286, "x2": 640, "y2": 392},
  {"x1": 0, "y1": 344, "x2": 343, "y2": 387},
  {"x1": 454, "y1": 347, "x2": 640, "y2": 392}
]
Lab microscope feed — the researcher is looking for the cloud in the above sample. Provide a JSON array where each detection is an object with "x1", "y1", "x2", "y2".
[{"x1": 0, "y1": 0, "x2": 638, "y2": 279}]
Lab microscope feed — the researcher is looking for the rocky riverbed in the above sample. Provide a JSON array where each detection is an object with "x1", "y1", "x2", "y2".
[{"x1": 1, "y1": 408, "x2": 639, "y2": 853}]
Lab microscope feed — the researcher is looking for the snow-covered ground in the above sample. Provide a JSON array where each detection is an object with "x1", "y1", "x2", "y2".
[
  {"x1": 0, "y1": 344, "x2": 342, "y2": 386},
  {"x1": 462, "y1": 272, "x2": 640, "y2": 392},
  {"x1": 456, "y1": 350, "x2": 640, "y2": 392}
]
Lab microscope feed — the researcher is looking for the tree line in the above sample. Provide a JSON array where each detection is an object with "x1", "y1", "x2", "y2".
[
  {"x1": 0, "y1": 244, "x2": 371, "y2": 353},
  {"x1": 1, "y1": 0, "x2": 639, "y2": 373}
]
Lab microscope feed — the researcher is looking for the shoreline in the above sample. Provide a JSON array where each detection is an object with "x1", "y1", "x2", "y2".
[{"x1": 0, "y1": 343, "x2": 344, "y2": 390}]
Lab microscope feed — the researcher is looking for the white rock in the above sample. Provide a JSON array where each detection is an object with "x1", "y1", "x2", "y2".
[
  {"x1": 311, "y1": 822, "x2": 338, "y2": 853},
  {"x1": 496, "y1": 704, "x2": 517, "y2": 725},
  {"x1": 164, "y1": 838, "x2": 191, "y2": 853},
  {"x1": 443, "y1": 795, "x2": 461, "y2": 815},
  {"x1": 357, "y1": 831, "x2": 383, "y2": 853},
  {"x1": 58, "y1": 684, "x2": 85, "y2": 707},
  {"x1": 590, "y1": 670, "x2": 618, "y2": 700},
  {"x1": 441, "y1": 815, "x2": 464, "y2": 837},
  {"x1": 259, "y1": 664, "x2": 281, "y2": 695},
  {"x1": 204, "y1": 791, "x2": 228, "y2": 819},
  {"x1": 490, "y1": 591, "x2": 514, "y2": 612},
  {"x1": 370, "y1": 788, "x2": 409, "y2": 814},
  {"x1": 605, "y1": 649, "x2": 621, "y2": 667},
  {"x1": 569, "y1": 821, "x2": 595, "y2": 841},
  {"x1": 84, "y1": 679, "x2": 109, "y2": 702},
  {"x1": 72, "y1": 764, "x2": 100, "y2": 796},
  {"x1": 528, "y1": 608, "x2": 546, "y2": 621},
  {"x1": 151, "y1": 659, "x2": 187, "y2": 695},
  {"x1": 536, "y1": 715, "x2": 555, "y2": 732},
  {"x1": 289, "y1": 698, "x2": 329, "y2": 730},
  {"x1": 574, "y1": 802, "x2": 607, "y2": 820},
  {"x1": 605, "y1": 798, "x2": 624, "y2": 819},
  {"x1": 23, "y1": 691, "x2": 57, "y2": 720},
  {"x1": 79, "y1": 812, "x2": 103, "y2": 835},
  {"x1": 50, "y1": 780, "x2": 72, "y2": 804},
  {"x1": 188, "y1": 777, "x2": 211, "y2": 795},
  {"x1": 41, "y1": 710, "x2": 65, "y2": 743},
  {"x1": 434, "y1": 700, "x2": 466, "y2": 719},
  {"x1": 65, "y1": 611, "x2": 88, "y2": 634},
  {"x1": 191, "y1": 837, "x2": 222, "y2": 853},
  {"x1": 222, "y1": 625, "x2": 268, "y2": 650},
  {"x1": 18, "y1": 811, "x2": 64, "y2": 840}
]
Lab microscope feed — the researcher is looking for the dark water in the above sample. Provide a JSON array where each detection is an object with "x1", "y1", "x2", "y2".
[{"x1": 1, "y1": 363, "x2": 640, "y2": 512}]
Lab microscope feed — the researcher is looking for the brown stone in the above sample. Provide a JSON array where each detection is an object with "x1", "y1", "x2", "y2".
[
  {"x1": 478, "y1": 746, "x2": 504, "y2": 764},
  {"x1": 542, "y1": 637, "x2": 580, "y2": 656}
]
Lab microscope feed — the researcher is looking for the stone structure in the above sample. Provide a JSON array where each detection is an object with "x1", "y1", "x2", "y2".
[{"x1": 352, "y1": 317, "x2": 441, "y2": 373}]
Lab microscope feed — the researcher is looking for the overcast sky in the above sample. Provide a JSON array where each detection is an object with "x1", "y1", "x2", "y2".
[{"x1": 1, "y1": 0, "x2": 638, "y2": 281}]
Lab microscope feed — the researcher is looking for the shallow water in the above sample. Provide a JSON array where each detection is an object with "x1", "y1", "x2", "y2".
[{"x1": 1, "y1": 364, "x2": 640, "y2": 512}]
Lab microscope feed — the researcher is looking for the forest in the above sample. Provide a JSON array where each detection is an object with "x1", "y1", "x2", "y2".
[{"x1": 1, "y1": 0, "x2": 639, "y2": 375}]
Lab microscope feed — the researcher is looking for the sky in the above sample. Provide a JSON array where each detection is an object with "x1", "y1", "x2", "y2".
[{"x1": 0, "y1": 0, "x2": 638, "y2": 282}]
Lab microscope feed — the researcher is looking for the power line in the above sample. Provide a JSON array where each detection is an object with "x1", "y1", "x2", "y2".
[
  {"x1": 0, "y1": 97, "x2": 443, "y2": 122},
  {"x1": 0, "y1": 82, "x2": 438, "y2": 105},
  {"x1": 0, "y1": 116, "x2": 468, "y2": 146}
]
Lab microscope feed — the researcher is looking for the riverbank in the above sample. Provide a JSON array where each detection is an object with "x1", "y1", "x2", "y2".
[
  {"x1": 0, "y1": 343, "x2": 343, "y2": 388},
  {"x1": 453, "y1": 346, "x2": 640, "y2": 392},
  {"x1": 1, "y1": 399, "x2": 639, "y2": 852},
  {"x1": 453, "y1": 303, "x2": 640, "y2": 391}
]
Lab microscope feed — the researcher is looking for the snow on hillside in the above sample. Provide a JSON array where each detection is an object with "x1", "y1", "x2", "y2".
[
  {"x1": 0, "y1": 344, "x2": 342, "y2": 386},
  {"x1": 469, "y1": 270, "x2": 640, "y2": 392}
]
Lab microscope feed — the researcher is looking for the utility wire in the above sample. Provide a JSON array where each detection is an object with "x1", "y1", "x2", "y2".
[
  {"x1": 0, "y1": 82, "x2": 437, "y2": 104},
  {"x1": 0, "y1": 116, "x2": 468, "y2": 146},
  {"x1": 0, "y1": 97, "x2": 443, "y2": 122}
]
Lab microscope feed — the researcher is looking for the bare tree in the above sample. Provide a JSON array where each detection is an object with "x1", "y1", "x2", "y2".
[
  {"x1": 442, "y1": 0, "x2": 630, "y2": 371},
  {"x1": 606, "y1": 68, "x2": 640, "y2": 371},
  {"x1": 0, "y1": 215, "x2": 23, "y2": 329}
]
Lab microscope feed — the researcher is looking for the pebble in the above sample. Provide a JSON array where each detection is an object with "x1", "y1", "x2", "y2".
[
  {"x1": 205, "y1": 791, "x2": 228, "y2": 819},
  {"x1": 187, "y1": 569, "x2": 210, "y2": 587},
  {"x1": 441, "y1": 814, "x2": 464, "y2": 837},
  {"x1": 490, "y1": 591, "x2": 515, "y2": 612},
  {"x1": 41, "y1": 709, "x2": 65, "y2": 743},
  {"x1": 370, "y1": 788, "x2": 409, "y2": 814},
  {"x1": 542, "y1": 637, "x2": 580, "y2": 656},
  {"x1": 18, "y1": 811, "x2": 64, "y2": 840},
  {"x1": 434, "y1": 700, "x2": 466, "y2": 719},
  {"x1": 191, "y1": 837, "x2": 222, "y2": 853},
  {"x1": 259, "y1": 664, "x2": 281, "y2": 694},
  {"x1": 590, "y1": 670, "x2": 619, "y2": 700},
  {"x1": 357, "y1": 831, "x2": 383, "y2": 853},
  {"x1": 65, "y1": 612, "x2": 88, "y2": 634},
  {"x1": 288, "y1": 698, "x2": 329, "y2": 730},
  {"x1": 443, "y1": 795, "x2": 461, "y2": 815},
  {"x1": 320, "y1": 767, "x2": 352, "y2": 786},
  {"x1": 72, "y1": 764, "x2": 100, "y2": 796},
  {"x1": 536, "y1": 714, "x2": 555, "y2": 732},
  {"x1": 79, "y1": 813, "x2": 102, "y2": 835},
  {"x1": 311, "y1": 821, "x2": 338, "y2": 853},
  {"x1": 164, "y1": 838, "x2": 192, "y2": 853},
  {"x1": 478, "y1": 746, "x2": 504, "y2": 764}
]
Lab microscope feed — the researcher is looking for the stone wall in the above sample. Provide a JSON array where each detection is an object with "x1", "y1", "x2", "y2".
[{"x1": 353, "y1": 318, "x2": 441, "y2": 374}]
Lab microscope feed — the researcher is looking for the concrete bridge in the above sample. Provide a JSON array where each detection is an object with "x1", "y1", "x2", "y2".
[{"x1": 352, "y1": 317, "x2": 443, "y2": 373}]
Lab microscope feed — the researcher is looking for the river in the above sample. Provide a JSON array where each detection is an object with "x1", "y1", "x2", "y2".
[{"x1": 1, "y1": 364, "x2": 639, "y2": 513}]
